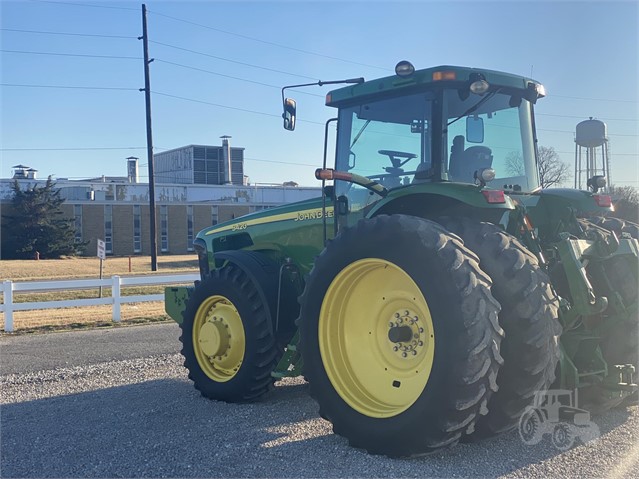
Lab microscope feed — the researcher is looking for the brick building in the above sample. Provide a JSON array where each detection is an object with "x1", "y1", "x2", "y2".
[{"x1": 1, "y1": 154, "x2": 320, "y2": 257}]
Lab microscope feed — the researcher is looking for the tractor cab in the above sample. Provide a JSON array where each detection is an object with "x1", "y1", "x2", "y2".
[{"x1": 284, "y1": 62, "x2": 546, "y2": 222}]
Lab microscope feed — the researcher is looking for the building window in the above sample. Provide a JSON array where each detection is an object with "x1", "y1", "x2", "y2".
[
  {"x1": 133, "y1": 205, "x2": 142, "y2": 253},
  {"x1": 211, "y1": 205, "x2": 219, "y2": 225},
  {"x1": 73, "y1": 205, "x2": 82, "y2": 243},
  {"x1": 187, "y1": 205, "x2": 194, "y2": 251},
  {"x1": 104, "y1": 205, "x2": 113, "y2": 254},
  {"x1": 192, "y1": 147, "x2": 225, "y2": 185},
  {"x1": 160, "y1": 205, "x2": 169, "y2": 252},
  {"x1": 194, "y1": 147, "x2": 206, "y2": 159}
]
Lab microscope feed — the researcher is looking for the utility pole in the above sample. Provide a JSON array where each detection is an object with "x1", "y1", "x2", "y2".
[{"x1": 139, "y1": 3, "x2": 158, "y2": 271}]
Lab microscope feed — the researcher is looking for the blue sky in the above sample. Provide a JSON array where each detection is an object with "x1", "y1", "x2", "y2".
[{"x1": 1, "y1": 0, "x2": 637, "y2": 187}]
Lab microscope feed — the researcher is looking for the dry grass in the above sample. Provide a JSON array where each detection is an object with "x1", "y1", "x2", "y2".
[
  {"x1": 2, "y1": 254, "x2": 197, "y2": 281},
  {"x1": 1, "y1": 255, "x2": 198, "y2": 333},
  {"x1": 5, "y1": 302, "x2": 170, "y2": 334}
]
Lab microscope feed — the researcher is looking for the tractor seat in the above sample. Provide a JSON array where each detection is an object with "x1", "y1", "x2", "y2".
[{"x1": 450, "y1": 144, "x2": 493, "y2": 183}]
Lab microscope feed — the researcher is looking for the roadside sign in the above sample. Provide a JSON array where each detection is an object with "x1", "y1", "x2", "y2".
[{"x1": 97, "y1": 239, "x2": 106, "y2": 260}]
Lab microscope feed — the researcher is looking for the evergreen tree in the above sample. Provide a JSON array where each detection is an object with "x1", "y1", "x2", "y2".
[{"x1": 1, "y1": 177, "x2": 86, "y2": 259}]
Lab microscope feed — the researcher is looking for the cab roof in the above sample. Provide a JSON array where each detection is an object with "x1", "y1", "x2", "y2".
[{"x1": 325, "y1": 64, "x2": 543, "y2": 107}]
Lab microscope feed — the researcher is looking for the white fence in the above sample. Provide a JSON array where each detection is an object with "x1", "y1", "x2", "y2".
[{"x1": 1, "y1": 273, "x2": 199, "y2": 332}]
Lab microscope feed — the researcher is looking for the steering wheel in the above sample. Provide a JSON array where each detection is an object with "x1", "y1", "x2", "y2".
[{"x1": 378, "y1": 150, "x2": 417, "y2": 176}]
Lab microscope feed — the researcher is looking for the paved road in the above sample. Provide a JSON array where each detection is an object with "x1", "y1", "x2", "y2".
[
  {"x1": 0, "y1": 323, "x2": 180, "y2": 375},
  {"x1": 1, "y1": 324, "x2": 638, "y2": 478}
]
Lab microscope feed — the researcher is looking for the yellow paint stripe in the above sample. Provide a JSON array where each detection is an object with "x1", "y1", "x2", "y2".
[{"x1": 205, "y1": 207, "x2": 331, "y2": 235}]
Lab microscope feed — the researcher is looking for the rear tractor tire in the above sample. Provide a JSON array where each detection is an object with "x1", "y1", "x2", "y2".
[
  {"x1": 439, "y1": 217, "x2": 561, "y2": 439},
  {"x1": 180, "y1": 263, "x2": 279, "y2": 402},
  {"x1": 299, "y1": 215, "x2": 504, "y2": 457}
]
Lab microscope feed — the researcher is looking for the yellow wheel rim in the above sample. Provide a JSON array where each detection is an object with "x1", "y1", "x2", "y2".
[
  {"x1": 319, "y1": 258, "x2": 435, "y2": 418},
  {"x1": 193, "y1": 295, "x2": 245, "y2": 382}
]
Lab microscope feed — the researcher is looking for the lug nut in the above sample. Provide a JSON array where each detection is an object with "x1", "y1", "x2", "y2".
[{"x1": 402, "y1": 352, "x2": 408, "y2": 358}]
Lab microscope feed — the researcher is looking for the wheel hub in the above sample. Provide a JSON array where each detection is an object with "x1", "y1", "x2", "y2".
[
  {"x1": 193, "y1": 295, "x2": 245, "y2": 382},
  {"x1": 198, "y1": 316, "x2": 230, "y2": 358},
  {"x1": 388, "y1": 309, "x2": 426, "y2": 358}
]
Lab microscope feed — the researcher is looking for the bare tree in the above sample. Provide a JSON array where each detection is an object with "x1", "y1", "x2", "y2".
[
  {"x1": 609, "y1": 185, "x2": 639, "y2": 223},
  {"x1": 504, "y1": 146, "x2": 570, "y2": 188},
  {"x1": 537, "y1": 146, "x2": 570, "y2": 188},
  {"x1": 505, "y1": 151, "x2": 525, "y2": 176}
]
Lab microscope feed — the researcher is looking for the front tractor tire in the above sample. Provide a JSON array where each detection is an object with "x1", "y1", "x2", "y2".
[
  {"x1": 439, "y1": 217, "x2": 561, "y2": 439},
  {"x1": 180, "y1": 264, "x2": 279, "y2": 402},
  {"x1": 299, "y1": 215, "x2": 504, "y2": 457}
]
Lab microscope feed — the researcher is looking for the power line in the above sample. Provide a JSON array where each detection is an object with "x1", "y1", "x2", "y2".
[
  {"x1": 0, "y1": 27, "x2": 136, "y2": 39},
  {"x1": 1, "y1": 147, "x2": 147, "y2": 151},
  {"x1": 148, "y1": 9, "x2": 389, "y2": 72},
  {"x1": 150, "y1": 91, "x2": 282, "y2": 119},
  {"x1": 1, "y1": 83, "x2": 138, "y2": 91},
  {"x1": 554, "y1": 150, "x2": 637, "y2": 157},
  {"x1": 538, "y1": 113, "x2": 638, "y2": 122},
  {"x1": 155, "y1": 59, "x2": 294, "y2": 89},
  {"x1": 28, "y1": 0, "x2": 138, "y2": 11},
  {"x1": 537, "y1": 127, "x2": 637, "y2": 138},
  {"x1": 154, "y1": 59, "x2": 324, "y2": 97},
  {"x1": 1, "y1": 83, "x2": 635, "y2": 141},
  {"x1": 149, "y1": 41, "x2": 318, "y2": 81},
  {"x1": 547, "y1": 94, "x2": 638, "y2": 104},
  {"x1": 152, "y1": 90, "x2": 637, "y2": 137},
  {"x1": 151, "y1": 90, "x2": 325, "y2": 126},
  {"x1": 244, "y1": 157, "x2": 318, "y2": 167},
  {"x1": 15, "y1": 4, "x2": 637, "y2": 105},
  {"x1": 0, "y1": 49, "x2": 141, "y2": 60}
]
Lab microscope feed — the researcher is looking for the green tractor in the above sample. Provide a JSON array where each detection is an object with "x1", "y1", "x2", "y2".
[{"x1": 165, "y1": 61, "x2": 638, "y2": 457}]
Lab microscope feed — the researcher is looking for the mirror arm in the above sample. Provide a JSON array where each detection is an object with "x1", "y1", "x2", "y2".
[{"x1": 281, "y1": 77, "x2": 365, "y2": 105}]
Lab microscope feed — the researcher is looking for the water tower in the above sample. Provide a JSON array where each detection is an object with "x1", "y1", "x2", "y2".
[{"x1": 574, "y1": 118, "x2": 610, "y2": 190}]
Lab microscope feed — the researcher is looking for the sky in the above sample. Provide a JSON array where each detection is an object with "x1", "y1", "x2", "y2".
[{"x1": 1, "y1": 0, "x2": 637, "y2": 188}]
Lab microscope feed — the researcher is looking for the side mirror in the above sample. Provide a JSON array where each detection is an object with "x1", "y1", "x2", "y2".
[
  {"x1": 283, "y1": 98, "x2": 297, "y2": 131},
  {"x1": 466, "y1": 116, "x2": 484, "y2": 143}
]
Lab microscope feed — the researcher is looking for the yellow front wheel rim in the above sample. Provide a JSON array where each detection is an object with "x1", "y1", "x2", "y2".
[
  {"x1": 319, "y1": 258, "x2": 435, "y2": 418},
  {"x1": 193, "y1": 295, "x2": 245, "y2": 382}
]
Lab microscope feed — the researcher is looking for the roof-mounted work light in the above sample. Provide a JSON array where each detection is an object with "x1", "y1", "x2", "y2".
[{"x1": 395, "y1": 60, "x2": 415, "y2": 77}]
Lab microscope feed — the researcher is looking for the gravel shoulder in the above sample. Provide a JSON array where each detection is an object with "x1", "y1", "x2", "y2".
[{"x1": 1, "y1": 324, "x2": 638, "y2": 478}]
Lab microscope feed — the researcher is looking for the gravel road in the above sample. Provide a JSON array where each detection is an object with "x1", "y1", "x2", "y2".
[{"x1": 1, "y1": 323, "x2": 638, "y2": 478}]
